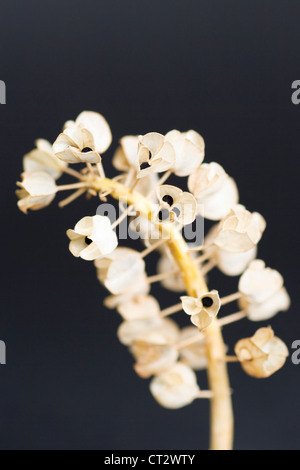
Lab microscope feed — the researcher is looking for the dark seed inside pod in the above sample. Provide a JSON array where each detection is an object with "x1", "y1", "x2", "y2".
[
  {"x1": 82, "y1": 147, "x2": 93, "y2": 153},
  {"x1": 162, "y1": 195, "x2": 174, "y2": 206},
  {"x1": 149, "y1": 151, "x2": 152, "y2": 160},
  {"x1": 140, "y1": 162, "x2": 151, "y2": 170},
  {"x1": 85, "y1": 237, "x2": 93, "y2": 246},
  {"x1": 202, "y1": 296, "x2": 214, "y2": 308},
  {"x1": 158, "y1": 209, "x2": 170, "y2": 221}
]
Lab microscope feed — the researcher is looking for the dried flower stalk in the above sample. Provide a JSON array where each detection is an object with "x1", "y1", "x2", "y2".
[
  {"x1": 91, "y1": 176, "x2": 233, "y2": 449},
  {"x1": 16, "y1": 111, "x2": 290, "y2": 450}
]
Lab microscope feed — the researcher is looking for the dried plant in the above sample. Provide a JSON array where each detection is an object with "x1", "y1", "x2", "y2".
[{"x1": 16, "y1": 111, "x2": 290, "y2": 450}]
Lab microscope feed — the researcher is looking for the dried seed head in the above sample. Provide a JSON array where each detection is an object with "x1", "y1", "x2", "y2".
[{"x1": 16, "y1": 112, "x2": 291, "y2": 418}]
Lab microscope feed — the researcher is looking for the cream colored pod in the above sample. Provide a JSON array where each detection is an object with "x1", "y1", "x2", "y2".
[
  {"x1": 135, "y1": 173, "x2": 159, "y2": 198},
  {"x1": 117, "y1": 295, "x2": 161, "y2": 321},
  {"x1": 238, "y1": 260, "x2": 290, "y2": 321},
  {"x1": 103, "y1": 283, "x2": 150, "y2": 310},
  {"x1": 156, "y1": 185, "x2": 197, "y2": 226},
  {"x1": 23, "y1": 139, "x2": 67, "y2": 180},
  {"x1": 112, "y1": 135, "x2": 139, "y2": 171},
  {"x1": 113, "y1": 136, "x2": 159, "y2": 194},
  {"x1": 157, "y1": 253, "x2": 186, "y2": 292},
  {"x1": 213, "y1": 205, "x2": 266, "y2": 253},
  {"x1": 235, "y1": 327, "x2": 289, "y2": 379},
  {"x1": 130, "y1": 214, "x2": 162, "y2": 246},
  {"x1": 53, "y1": 111, "x2": 112, "y2": 164},
  {"x1": 181, "y1": 290, "x2": 221, "y2": 331},
  {"x1": 204, "y1": 224, "x2": 257, "y2": 276},
  {"x1": 164, "y1": 129, "x2": 205, "y2": 177},
  {"x1": 67, "y1": 215, "x2": 118, "y2": 261},
  {"x1": 188, "y1": 162, "x2": 239, "y2": 221},
  {"x1": 216, "y1": 246, "x2": 257, "y2": 276},
  {"x1": 117, "y1": 317, "x2": 179, "y2": 347},
  {"x1": 131, "y1": 341, "x2": 179, "y2": 379},
  {"x1": 150, "y1": 362, "x2": 201, "y2": 409},
  {"x1": 16, "y1": 171, "x2": 58, "y2": 214},
  {"x1": 137, "y1": 132, "x2": 176, "y2": 177},
  {"x1": 95, "y1": 247, "x2": 146, "y2": 295},
  {"x1": 179, "y1": 326, "x2": 207, "y2": 370}
]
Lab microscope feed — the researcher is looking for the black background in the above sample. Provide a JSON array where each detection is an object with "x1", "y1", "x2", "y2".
[{"x1": 0, "y1": 0, "x2": 299, "y2": 450}]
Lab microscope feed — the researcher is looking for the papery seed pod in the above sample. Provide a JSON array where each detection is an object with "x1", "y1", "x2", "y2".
[
  {"x1": 117, "y1": 295, "x2": 161, "y2": 321},
  {"x1": 137, "y1": 132, "x2": 176, "y2": 177},
  {"x1": 157, "y1": 254, "x2": 186, "y2": 292},
  {"x1": 117, "y1": 317, "x2": 179, "y2": 346},
  {"x1": 204, "y1": 225, "x2": 257, "y2": 276},
  {"x1": 95, "y1": 248, "x2": 146, "y2": 295},
  {"x1": 150, "y1": 362, "x2": 201, "y2": 409},
  {"x1": 157, "y1": 185, "x2": 197, "y2": 226},
  {"x1": 17, "y1": 171, "x2": 58, "y2": 213},
  {"x1": 18, "y1": 171, "x2": 57, "y2": 196},
  {"x1": 112, "y1": 135, "x2": 139, "y2": 171},
  {"x1": 188, "y1": 162, "x2": 239, "y2": 221},
  {"x1": 181, "y1": 290, "x2": 221, "y2": 331},
  {"x1": 179, "y1": 326, "x2": 207, "y2": 370},
  {"x1": 53, "y1": 126, "x2": 99, "y2": 164},
  {"x1": 23, "y1": 139, "x2": 67, "y2": 180},
  {"x1": 235, "y1": 327, "x2": 289, "y2": 378},
  {"x1": 53, "y1": 111, "x2": 112, "y2": 163},
  {"x1": 238, "y1": 260, "x2": 290, "y2": 321},
  {"x1": 216, "y1": 246, "x2": 258, "y2": 276},
  {"x1": 103, "y1": 284, "x2": 150, "y2": 310},
  {"x1": 16, "y1": 189, "x2": 56, "y2": 214},
  {"x1": 132, "y1": 341, "x2": 179, "y2": 378},
  {"x1": 213, "y1": 205, "x2": 266, "y2": 253},
  {"x1": 67, "y1": 215, "x2": 118, "y2": 261},
  {"x1": 165, "y1": 129, "x2": 205, "y2": 177},
  {"x1": 75, "y1": 111, "x2": 112, "y2": 154}
]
